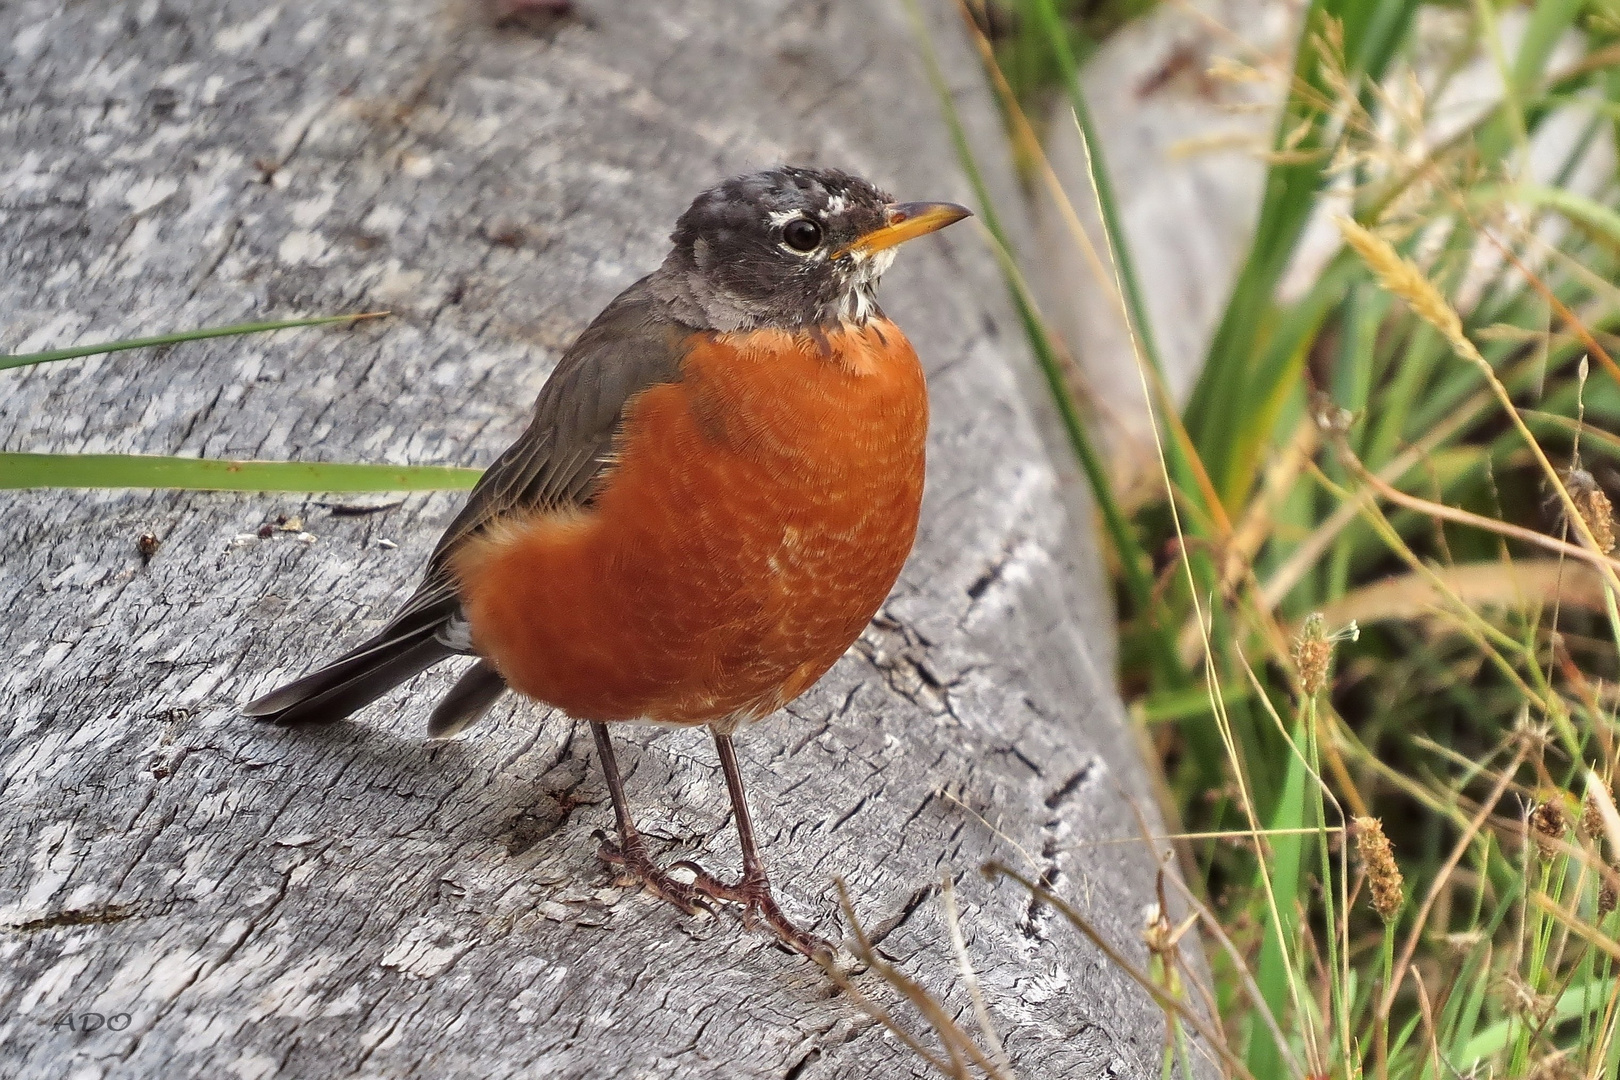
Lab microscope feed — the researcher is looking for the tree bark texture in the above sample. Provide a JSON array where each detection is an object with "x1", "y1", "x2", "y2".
[{"x1": 0, "y1": 2, "x2": 1191, "y2": 1077}]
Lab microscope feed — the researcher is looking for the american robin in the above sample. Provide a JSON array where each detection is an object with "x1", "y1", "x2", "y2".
[{"x1": 245, "y1": 166, "x2": 970, "y2": 958}]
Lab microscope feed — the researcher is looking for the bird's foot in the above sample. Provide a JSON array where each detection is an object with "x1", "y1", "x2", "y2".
[
  {"x1": 596, "y1": 830, "x2": 713, "y2": 917},
  {"x1": 674, "y1": 861, "x2": 833, "y2": 961}
]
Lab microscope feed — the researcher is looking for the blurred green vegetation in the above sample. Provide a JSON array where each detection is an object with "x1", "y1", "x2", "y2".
[
  {"x1": 967, "y1": 0, "x2": 1162, "y2": 103},
  {"x1": 918, "y1": 0, "x2": 1620, "y2": 1075}
]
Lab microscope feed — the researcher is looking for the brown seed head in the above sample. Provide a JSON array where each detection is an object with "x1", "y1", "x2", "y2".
[
  {"x1": 1294, "y1": 613, "x2": 1332, "y2": 697},
  {"x1": 1571, "y1": 478, "x2": 1616, "y2": 554},
  {"x1": 1141, "y1": 902, "x2": 1174, "y2": 958},
  {"x1": 1354, "y1": 816, "x2": 1404, "y2": 923},
  {"x1": 1501, "y1": 971, "x2": 1555, "y2": 1024},
  {"x1": 1583, "y1": 789, "x2": 1609, "y2": 842},
  {"x1": 1529, "y1": 800, "x2": 1569, "y2": 859},
  {"x1": 1527, "y1": 1049, "x2": 1576, "y2": 1080},
  {"x1": 1600, "y1": 880, "x2": 1618, "y2": 916}
]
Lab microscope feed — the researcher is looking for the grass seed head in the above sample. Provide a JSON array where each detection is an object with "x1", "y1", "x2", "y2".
[
  {"x1": 1294, "y1": 614, "x2": 1332, "y2": 697},
  {"x1": 1292, "y1": 613, "x2": 1357, "y2": 697},
  {"x1": 1583, "y1": 789, "x2": 1609, "y2": 842},
  {"x1": 1354, "y1": 816, "x2": 1404, "y2": 923},
  {"x1": 1334, "y1": 216, "x2": 1467, "y2": 355},
  {"x1": 1568, "y1": 471, "x2": 1615, "y2": 554},
  {"x1": 1501, "y1": 971, "x2": 1555, "y2": 1025},
  {"x1": 1141, "y1": 901, "x2": 1174, "y2": 957},
  {"x1": 1601, "y1": 879, "x2": 1618, "y2": 916},
  {"x1": 1529, "y1": 800, "x2": 1569, "y2": 859},
  {"x1": 1527, "y1": 1049, "x2": 1576, "y2": 1080},
  {"x1": 1206, "y1": 55, "x2": 1270, "y2": 84}
]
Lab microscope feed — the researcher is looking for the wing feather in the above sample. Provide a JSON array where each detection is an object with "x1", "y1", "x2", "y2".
[
  {"x1": 383, "y1": 280, "x2": 695, "y2": 638},
  {"x1": 248, "y1": 276, "x2": 697, "y2": 726}
]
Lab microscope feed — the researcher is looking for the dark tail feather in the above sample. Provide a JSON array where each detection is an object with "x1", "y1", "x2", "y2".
[
  {"x1": 244, "y1": 628, "x2": 454, "y2": 726},
  {"x1": 428, "y1": 660, "x2": 508, "y2": 739}
]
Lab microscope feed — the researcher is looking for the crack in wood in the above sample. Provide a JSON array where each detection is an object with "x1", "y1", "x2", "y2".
[{"x1": 3, "y1": 904, "x2": 139, "y2": 933}]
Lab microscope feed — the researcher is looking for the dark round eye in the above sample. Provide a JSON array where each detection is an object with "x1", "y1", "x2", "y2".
[{"x1": 782, "y1": 217, "x2": 823, "y2": 252}]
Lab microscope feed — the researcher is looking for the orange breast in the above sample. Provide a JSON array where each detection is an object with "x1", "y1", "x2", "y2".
[{"x1": 450, "y1": 319, "x2": 928, "y2": 727}]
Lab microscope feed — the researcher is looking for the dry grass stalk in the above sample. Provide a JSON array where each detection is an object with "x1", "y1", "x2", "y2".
[
  {"x1": 819, "y1": 882, "x2": 1013, "y2": 1080},
  {"x1": 1313, "y1": 559, "x2": 1612, "y2": 628},
  {"x1": 1380, "y1": 745, "x2": 1529, "y2": 1021},
  {"x1": 1528, "y1": 890, "x2": 1620, "y2": 964},
  {"x1": 1261, "y1": 382, "x2": 1494, "y2": 612},
  {"x1": 940, "y1": 875, "x2": 1015, "y2": 1079},
  {"x1": 985, "y1": 863, "x2": 1261, "y2": 1080},
  {"x1": 1412, "y1": 970, "x2": 1445, "y2": 1080},
  {"x1": 1344, "y1": 446, "x2": 1620, "y2": 580}
]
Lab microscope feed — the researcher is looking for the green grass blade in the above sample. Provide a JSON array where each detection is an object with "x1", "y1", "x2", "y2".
[
  {"x1": 0, "y1": 453, "x2": 480, "y2": 492},
  {"x1": 1510, "y1": 183, "x2": 1620, "y2": 251},
  {"x1": 903, "y1": 0, "x2": 1166, "y2": 631},
  {"x1": 1246, "y1": 721, "x2": 1310, "y2": 1080},
  {"x1": 1139, "y1": 682, "x2": 1252, "y2": 723},
  {"x1": 1023, "y1": 0, "x2": 1164, "y2": 381},
  {"x1": 0, "y1": 313, "x2": 387, "y2": 372},
  {"x1": 1512, "y1": 0, "x2": 1586, "y2": 102},
  {"x1": 1471, "y1": 0, "x2": 1585, "y2": 166},
  {"x1": 1022, "y1": 0, "x2": 1236, "y2": 545},
  {"x1": 1189, "y1": 0, "x2": 1420, "y2": 506}
]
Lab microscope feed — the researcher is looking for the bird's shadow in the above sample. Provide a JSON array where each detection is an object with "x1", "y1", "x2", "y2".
[{"x1": 231, "y1": 702, "x2": 601, "y2": 856}]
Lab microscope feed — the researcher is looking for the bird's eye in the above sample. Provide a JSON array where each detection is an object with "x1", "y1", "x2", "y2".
[{"x1": 782, "y1": 217, "x2": 823, "y2": 252}]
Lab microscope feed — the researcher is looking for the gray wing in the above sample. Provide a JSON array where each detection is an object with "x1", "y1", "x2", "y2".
[
  {"x1": 244, "y1": 277, "x2": 696, "y2": 727},
  {"x1": 384, "y1": 278, "x2": 697, "y2": 644}
]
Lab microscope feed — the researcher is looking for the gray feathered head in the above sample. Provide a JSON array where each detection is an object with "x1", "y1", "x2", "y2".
[{"x1": 652, "y1": 166, "x2": 970, "y2": 331}]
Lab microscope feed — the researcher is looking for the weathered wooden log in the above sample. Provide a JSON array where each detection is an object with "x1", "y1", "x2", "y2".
[{"x1": 0, "y1": 1, "x2": 1193, "y2": 1076}]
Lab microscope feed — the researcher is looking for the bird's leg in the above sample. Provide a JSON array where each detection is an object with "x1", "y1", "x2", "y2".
[
  {"x1": 678, "y1": 730, "x2": 833, "y2": 960},
  {"x1": 589, "y1": 721, "x2": 710, "y2": 916}
]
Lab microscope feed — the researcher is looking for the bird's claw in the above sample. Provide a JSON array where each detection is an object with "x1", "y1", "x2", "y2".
[
  {"x1": 596, "y1": 833, "x2": 714, "y2": 916},
  {"x1": 671, "y1": 859, "x2": 833, "y2": 961}
]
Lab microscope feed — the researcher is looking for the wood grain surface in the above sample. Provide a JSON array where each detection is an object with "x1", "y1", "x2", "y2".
[{"x1": 0, "y1": 2, "x2": 1193, "y2": 1076}]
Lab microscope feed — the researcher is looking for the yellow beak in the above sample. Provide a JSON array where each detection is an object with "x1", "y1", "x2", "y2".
[{"x1": 837, "y1": 201, "x2": 973, "y2": 258}]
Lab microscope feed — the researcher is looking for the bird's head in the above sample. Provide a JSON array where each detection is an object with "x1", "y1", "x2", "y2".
[{"x1": 653, "y1": 166, "x2": 971, "y2": 331}]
